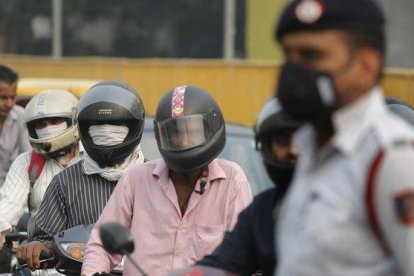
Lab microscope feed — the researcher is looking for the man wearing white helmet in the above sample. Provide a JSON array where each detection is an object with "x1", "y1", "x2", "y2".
[
  {"x1": 0, "y1": 89, "x2": 82, "y2": 227},
  {"x1": 17, "y1": 80, "x2": 147, "y2": 272}
]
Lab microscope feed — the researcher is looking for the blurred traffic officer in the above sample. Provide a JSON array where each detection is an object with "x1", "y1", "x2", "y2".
[{"x1": 274, "y1": 0, "x2": 414, "y2": 275}]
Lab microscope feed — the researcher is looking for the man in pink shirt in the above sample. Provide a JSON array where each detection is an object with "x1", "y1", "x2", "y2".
[{"x1": 82, "y1": 85, "x2": 253, "y2": 276}]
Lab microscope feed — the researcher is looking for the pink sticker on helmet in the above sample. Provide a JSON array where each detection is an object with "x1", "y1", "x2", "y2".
[{"x1": 171, "y1": 86, "x2": 187, "y2": 118}]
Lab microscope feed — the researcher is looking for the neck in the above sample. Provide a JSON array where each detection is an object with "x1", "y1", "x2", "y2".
[
  {"x1": 57, "y1": 144, "x2": 78, "y2": 167},
  {"x1": 170, "y1": 169, "x2": 202, "y2": 187},
  {"x1": 170, "y1": 169, "x2": 203, "y2": 216},
  {"x1": 312, "y1": 117, "x2": 334, "y2": 149}
]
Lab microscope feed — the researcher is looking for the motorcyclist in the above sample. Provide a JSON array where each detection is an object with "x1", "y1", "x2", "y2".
[
  {"x1": 16, "y1": 80, "x2": 146, "y2": 271},
  {"x1": 0, "y1": 89, "x2": 82, "y2": 227},
  {"x1": 195, "y1": 97, "x2": 301, "y2": 275},
  {"x1": 81, "y1": 85, "x2": 253, "y2": 275}
]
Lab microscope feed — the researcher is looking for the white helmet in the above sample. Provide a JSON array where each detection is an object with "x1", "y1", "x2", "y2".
[{"x1": 24, "y1": 89, "x2": 80, "y2": 157}]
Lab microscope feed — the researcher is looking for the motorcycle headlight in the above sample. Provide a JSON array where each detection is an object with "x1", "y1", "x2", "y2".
[{"x1": 60, "y1": 242, "x2": 87, "y2": 261}]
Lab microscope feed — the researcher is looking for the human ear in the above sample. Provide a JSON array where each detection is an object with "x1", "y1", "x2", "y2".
[{"x1": 354, "y1": 48, "x2": 381, "y2": 90}]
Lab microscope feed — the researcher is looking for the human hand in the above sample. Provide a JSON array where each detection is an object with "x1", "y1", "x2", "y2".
[
  {"x1": 0, "y1": 233, "x2": 4, "y2": 250},
  {"x1": 16, "y1": 240, "x2": 49, "y2": 270}
]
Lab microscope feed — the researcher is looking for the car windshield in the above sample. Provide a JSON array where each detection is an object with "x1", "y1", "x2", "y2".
[{"x1": 140, "y1": 118, "x2": 273, "y2": 195}]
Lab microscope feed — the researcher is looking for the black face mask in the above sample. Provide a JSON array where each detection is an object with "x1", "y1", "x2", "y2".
[
  {"x1": 264, "y1": 162, "x2": 294, "y2": 198},
  {"x1": 260, "y1": 135, "x2": 296, "y2": 197},
  {"x1": 277, "y1": 61, "x2": 337, "y2": 121}
]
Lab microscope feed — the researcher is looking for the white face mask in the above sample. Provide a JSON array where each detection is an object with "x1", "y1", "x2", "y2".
[
  {"x1": 88, "y1": 124, "x2": 129, "y2": 146},
  {"x1": 35, "y1": 121, "x2": 68, "y2": 139}
]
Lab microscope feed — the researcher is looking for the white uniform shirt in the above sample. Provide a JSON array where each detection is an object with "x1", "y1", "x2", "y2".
[
  {"x1": 0, "y1": 105, "x2": 31, "y2": 187},
  {"x1": 275, "y1": 87, "x2": 414, "y2": 276},
  {"x1": 0, "y1": 150, "x2": 82, "y2": 226}
]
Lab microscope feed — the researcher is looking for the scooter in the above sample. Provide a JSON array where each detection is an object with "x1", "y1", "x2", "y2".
[{"x1": 15, "y1": 224, "x2": 123, "y2": 275}]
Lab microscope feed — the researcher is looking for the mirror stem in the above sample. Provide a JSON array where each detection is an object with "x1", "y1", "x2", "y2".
[{"x1": 121, "y1": 250, "x2": 147, "y2": 276}]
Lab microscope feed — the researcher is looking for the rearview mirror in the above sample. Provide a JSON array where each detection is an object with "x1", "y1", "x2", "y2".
[{"x1": 99, "y1": 222, "x2": 134, "y2": 255}]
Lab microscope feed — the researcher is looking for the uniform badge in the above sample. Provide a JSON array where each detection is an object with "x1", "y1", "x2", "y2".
[
  {"x1": 295, "y1": 0, "x2": 324, "y2": 24},
  {"x1": 394, "y1": 191, "x2": 414, "y2": 225}
]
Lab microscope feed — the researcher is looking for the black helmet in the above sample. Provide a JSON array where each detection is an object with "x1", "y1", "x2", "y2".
[
  {"x1": 154, "y1": 85, "x2": 225, "y2": 172},
  {"x1": 254, "y1": 97, "x2": 301, "y2": 193},
  {"x1": 386, "y1": 97, "x2": 414, "y2": 127},
  {"x1": 77, "y1": 80, "x2": 145, "y2": 167}
]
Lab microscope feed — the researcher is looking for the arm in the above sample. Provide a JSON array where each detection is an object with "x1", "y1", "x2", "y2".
[
  {"x1": 0, "y1": 152, "x2": 31, "y2": 226},
  {"x1": 82, "y1": 171, "x2": 135, "y2": 276},
  {"x1": 0, "y1": 217, "x2": 11, "y2": 250},
  {"x1": 374, "y1": 145, "x2": 414, "y2": 275},
  {"x1": 17, "y1": 175, "x2": 68, "y2": 270}
]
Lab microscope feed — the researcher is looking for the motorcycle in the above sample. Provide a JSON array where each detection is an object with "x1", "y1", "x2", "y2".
[
  {"x1": 16, "y1": 222, "x2": 239, "y2": 276},
  {"x1": 3, "y1": 213, "x2": 30, "y2": 275},
  {"x1": 15, "y1": 224, "x2": 123, "y2": 275}
]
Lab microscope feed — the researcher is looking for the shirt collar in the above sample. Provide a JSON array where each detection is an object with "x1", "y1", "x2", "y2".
[
  {"x1": 207, "y1": 159, "x2": 227, "y2": 181},
  {"x1": 294, "y1": 86, "x2": 385, "y2": 165},
  {"x1": 331, "y1": 86, "x2": 385, "y2": 155},
  {"x1": 152, "y1": 158, "x2": 227, "y2": 182},
  {"x1": 5, "y1": 106, "x2": 21, "y2": 126}
]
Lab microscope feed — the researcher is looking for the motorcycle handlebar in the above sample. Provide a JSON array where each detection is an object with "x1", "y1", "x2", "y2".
[
  {"x1": 16, "y1": 250, "x2": 56, "y2": 270},
  {"x1": 4, "y1": 232, "x2": 28, "y2": 249}
]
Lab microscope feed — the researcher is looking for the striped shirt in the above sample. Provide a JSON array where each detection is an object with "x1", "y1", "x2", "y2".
[
  {"x1": 29, "y1": 160, "x2": 117, "y2": 241},
  {"x1": 0, "y1": 150, "x2": 82, "y2": 226}
]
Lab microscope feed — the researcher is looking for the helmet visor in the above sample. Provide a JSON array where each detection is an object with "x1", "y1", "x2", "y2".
[{"x1": 157, "y1": 114, "x2": 209, "y2": 151}]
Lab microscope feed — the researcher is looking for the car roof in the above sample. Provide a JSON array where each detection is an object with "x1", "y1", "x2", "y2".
[{"x1": 144, "y1": 116, "x2": 253, "y2": 136}]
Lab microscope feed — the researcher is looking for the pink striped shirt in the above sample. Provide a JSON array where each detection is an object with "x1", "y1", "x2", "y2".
[{"x1": 82, "y1": 158, "x2": 253, "y2": 276}]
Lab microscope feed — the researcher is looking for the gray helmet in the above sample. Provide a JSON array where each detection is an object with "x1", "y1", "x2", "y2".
[
  {"x1": 77, "y1": 80, "x2": 145, "y2": 167},
  {"x1": 154, "y1": 85, "x2": 225, "y2": 172},
  {"x1": 254, "y1": 97, "x2": 301, "y2": 192},
  {"x1": 386, "y1": 97, "x2": 414, "y2": 127},
  {"x1": 254, "y1": 97, "x2": 300, "y2": 144},
  {"x1": 24, "y1": 89, "x2": 79, "y2": 157}
]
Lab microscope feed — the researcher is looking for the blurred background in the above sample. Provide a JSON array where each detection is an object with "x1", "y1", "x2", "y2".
[{"x1": 0, "y1": 0, "x2": 413, "y2": 125}]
